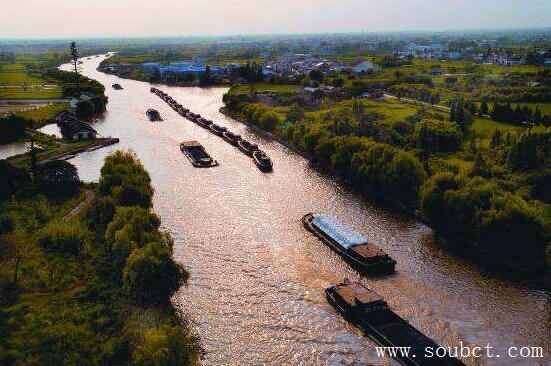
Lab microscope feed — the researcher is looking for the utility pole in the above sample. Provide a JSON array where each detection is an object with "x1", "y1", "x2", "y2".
[{"x1": 70, "y1": 42, "x2": 80, "y2": 96}]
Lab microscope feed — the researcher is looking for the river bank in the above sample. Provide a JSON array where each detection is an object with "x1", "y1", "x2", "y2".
[{"x1": 220, "y1": 105, "x2": 551, "y2": 285}]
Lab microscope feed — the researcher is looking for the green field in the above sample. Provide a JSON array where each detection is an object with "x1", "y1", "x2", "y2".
[
  {"x1": 0, "y1": 62, "x2": 47, "y2": 85},
  {"x1": 15, "y1": 103, "x2": 68, "y2": 122},
  {"x1": 230, "y1": 83, "x2": 299, "y2": 95}
]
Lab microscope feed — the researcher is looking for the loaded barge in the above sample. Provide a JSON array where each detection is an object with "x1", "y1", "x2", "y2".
[
  {"x1": 150, "y1": 87, "x2": 274, "y2": 172},
  {"x1": 326, "y1": 281, "x2": 466, "y2": 366},
  {"x1": 302, "y1": 213, "x2": 396, "y2": 275},
  {"x1": 252, "y1": 150, "x2": 273, "y2": 172},
  {"x1": 146, "y1": 109, "x2": 162, "y2": 121},
  {"x1": 180, "y1": 141, "x2": 218, "y2": 168}
]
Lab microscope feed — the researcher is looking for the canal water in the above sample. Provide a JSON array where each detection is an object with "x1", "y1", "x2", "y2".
[{"x1": 60, "y1": 56, "x2": 550, "y2": 366}]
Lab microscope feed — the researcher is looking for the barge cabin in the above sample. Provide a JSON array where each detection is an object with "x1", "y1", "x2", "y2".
[
  {"x1": 326, "y1": 281, "x2": 466, "y2": 366},
  {"x1": 196, "y1": 117, "x2": 212, "y2": 128},
  {"x1": 222, "y1": 131, "x2": 241, "y2": 145},
  {"x1": 146, "y1": 109, "x2": 162, "y2": 122},
  {"x1": 209, "y1": 124, "x2": 227, "y2": 136},
  {"x1": 252, "y1": 150, "x2": 273, "y2": 172},
  {"x1": 238, "y1": 140, "x2": 259, "y2": 156},
  {"x1": 302, "y1": 214, "x2": 396, "y2": 275},
  {"x1": 180, "y1": 141, "x2": 218, "y2": 168}
]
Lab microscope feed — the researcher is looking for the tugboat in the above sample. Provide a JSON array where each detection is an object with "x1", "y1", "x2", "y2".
[
  {"x1": 326, "y1": 281, "x2": 466, "y2": 366},
  {"x1": 112, "y1": 83, "x2": 123, "y2": 90},
  {"x1": 180, "y1": 141, "x2": 218, "y2": 168},
  {"x1": 302, "y1": 214, "x2": 396, "y2": 275},
  {"x1": 252, "y1": 150, "x2": 273, "y2": 172},
  {"x1": 146, "y1": 109, "x2": 162, "y2": 122},
  {"x1": 209, "y1": 124, "x2": 227, "y2": 136},
  {"x1": 237, "y1": 139, "x2": 259, "y2": 156},
  {"x1": 222, "y1": 131, "x2": 241, "y2": 145},
  {"x1": 196, "y1": 118, "x2": 212, "y2": 128}
]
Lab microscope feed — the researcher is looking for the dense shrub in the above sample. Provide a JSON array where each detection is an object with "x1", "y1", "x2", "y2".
[
  {"x1": 0, "y1": 115, "x2": 31, "y2": 143},
  {"x1": 37, "y1": 219, "x2": 89, "y2": 256},
  {"x1": 76, "y1": 99, "x2": 95, "y2": 119},
  {"x1": 99, "y1": 151, "x2": 153, "y2": 208},
  {"x1": 0, "y1": 160, "x2": 28, "y2": 196},
  {"x1": 414, "y1": 119, "x2": 463, "y2": 152},
  {"x1": 507, "y1": 127, "x2": 550, "y2": 171},
  {"x1": 105, "y1": 206, "x2": 161, "y2": 266},
  {"x1": 36, "y1": 160, "x2": 80, "y2": 196},
  {"x1": 123, "y1": 242, "x2": 187, "y2": 305},
  {"x1": 258, "y1": 111, "x2": 280, "y2": 131},
  {"x1": 421, "y1": 174, "x2": 549, "y2": 270}
]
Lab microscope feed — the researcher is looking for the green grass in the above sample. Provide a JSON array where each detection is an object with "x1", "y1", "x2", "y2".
[
  {"x1": 0, "y1": 86, "x2": 62, "y2": 99},
  {"x1": 0, "y1": 62, "x2": 48, "y2": 85},
  {"x1": 471, "y1": 117, "x2": 523, "y2": 146},
  {"x1": 15, "y1": 103, "x2": 68, "y2": 123},
  {"x1": 230, "y1": 83, "x2": 299, "y2": 95}
]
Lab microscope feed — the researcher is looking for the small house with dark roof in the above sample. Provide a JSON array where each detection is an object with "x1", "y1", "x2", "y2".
[{"x1": 56, "y1": 111, "x2": 97, "y2": 141}]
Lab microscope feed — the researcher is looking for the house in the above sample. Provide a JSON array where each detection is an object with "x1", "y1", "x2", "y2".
[
  {"x1": 428, "y1": 68, "x2": 444, "y2": 76},
  {"x1": 352, "y1": 60, "x2": 380, "y2": 74},
  {"x1": 56, "y1": 111, "x2": 97, "y2": 141}
]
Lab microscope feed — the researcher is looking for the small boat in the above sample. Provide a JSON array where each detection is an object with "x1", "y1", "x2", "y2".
[
  {"x1": 252, "y1": 150, "x2": 273, "y2": 172},
  {"x1": 150, "y1": 87, "x2": 157, "y2": 93},
  {"x1": 196, "y1": 118, "x2": 212, "y2": 128},
  {"x1": 112, "y1": 83, "x2": 123, "y2": 90},
  {"x1": 326, "y1": 281, "x2": 466, "y2": 366},
  {"x1": 146, "y1": 109, "x2": 162, "y2": 122},
  {"x1": 222, "y1": 131, "x2": 241, "y2": 145},
  {"x1": 209, "y1": 124, "x2": 227, "y2": 136},
  {"x1": 302, "y1": 214, "x2": 396, "y2": 275},
  {"x1": 180, "y1": 141, "x2": 218, "y2": 168},
  {"x1": 237, "y1": 139, "x2": 259, "y2": 156}
]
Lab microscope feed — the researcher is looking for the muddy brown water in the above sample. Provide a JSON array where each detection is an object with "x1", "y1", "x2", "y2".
[{"x1": 53, "y1": 56, "x2": 550, "y2": 366}]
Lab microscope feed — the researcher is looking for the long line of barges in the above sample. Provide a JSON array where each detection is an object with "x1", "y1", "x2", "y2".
[{"x1": 150, "y1": 87, "x2": 273, "y2": 172}]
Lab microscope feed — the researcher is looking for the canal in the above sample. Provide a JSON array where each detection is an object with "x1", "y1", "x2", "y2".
[{"x1": 59, "y1": 56, "x2": 549, "y2": 366}]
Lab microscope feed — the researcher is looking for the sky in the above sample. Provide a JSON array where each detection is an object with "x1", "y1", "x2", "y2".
[{"x1": 1, "y1": 0, "x2": 550, "y2": 38}]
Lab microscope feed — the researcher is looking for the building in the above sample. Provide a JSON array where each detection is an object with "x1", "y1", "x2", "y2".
[
  {"x1": 56, "y1": 111, "x2": 98, "y2": 141},
  {"x1": 351, "y1": 60, "x2": 380, "y2": 74}
]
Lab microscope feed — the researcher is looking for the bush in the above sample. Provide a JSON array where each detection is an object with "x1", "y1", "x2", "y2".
[
  {"x1": 123, "y1": 242, "x2": 187, "y2": 305},
  {"x1": 507, "y1": 127, "x2": 550, "y2": 171},
  {"x1": 105, "y1": 206, "x2": 161, "y2": 266},
  {"x1": 258, "y1": 111, "x2": 280, "y2": 131},
  {"x1": 414, "y1": 119, "x2": 463, "y2": 152},
  {"x1": 420, "y1": 174, "x2": 549, "y2": 270},
  {"x1": 37, "y1": 219, "x2": 88, "y2": 256},
  {"x1": 0, "y1": 160, "x2": 28, "y2": 196},
  {"x1": 76, "y1": 99, "x2": 95, "y2": 119},
  {"x1": 36, "y1": 160, "x2": 80, "y2": 196}
]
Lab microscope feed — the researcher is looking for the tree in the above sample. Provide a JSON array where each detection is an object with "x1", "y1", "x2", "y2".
[
  {"x1": 309, "y1": 69, "x2": 324, "y2": 83},
  {"x1": 123, "y1": 242, "x2": 187, "y2": 305},
  {"x1": 286, "y1": 103, "x2": 305, "y2": 123},
  {"x1": 0, "y1": 160, "x2": 28, "y2": 196},
  {"x1": 36, "y1": 160, "x2": 80, "y2": 196},
  {"x1": 70, "y1": 41, "x2": 80, "y2": 95},
  {"x1": 199, "y1": 65, "x2": 212, "y2": 86},
  {"x1": 76, "y1": 99, "x2": 94, "y2": 119},
  {"x1": 259, "y1": 111, "x2": 280, "y2": 131}
]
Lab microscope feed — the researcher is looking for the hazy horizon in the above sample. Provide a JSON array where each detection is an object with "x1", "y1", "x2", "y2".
[{"x1": 1, "y1": 0, "x2": 551, "y2": 39}]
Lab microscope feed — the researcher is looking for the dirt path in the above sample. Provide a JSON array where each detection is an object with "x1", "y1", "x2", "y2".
[{"x1": 65, "y1": 189, "x2": 95, "y2": 219}]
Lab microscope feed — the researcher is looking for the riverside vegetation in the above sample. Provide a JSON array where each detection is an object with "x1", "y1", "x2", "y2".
[
  {"x1": 0, "y1": 151, "x2": 200, "y2": 365},
  {"x1": 222, "y1": 66, "x2": 551, "y2": 277}
]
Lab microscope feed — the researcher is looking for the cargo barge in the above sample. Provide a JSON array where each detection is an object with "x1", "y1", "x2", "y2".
[
  {"x1": 146, "y1": 109, "x2": 162, "y2": 121},
  {"x1": 222, "y1": 131, "x2": 241, "y2": 145},
  {"x1": 302, "y1": 213, "x2": 396, "y2": 275},
  {"x1": 326, "y1": 281, "x2": 466, "y2": 366},
  {"x1": 209, "y1": 124, "x2": 227, "y2": 136},
  {"x1": 252, "y1": 150, "x2": 273, "y2": 171},
  {"x1": 238, "y1": 139, "x2": 259, "y2": 156},
  {"x1": 112, "y1": 83, "x2": 123, "y2": 90},
  {"x1": 179, "y1": 141, "x2": 218, "y2": 168}
]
